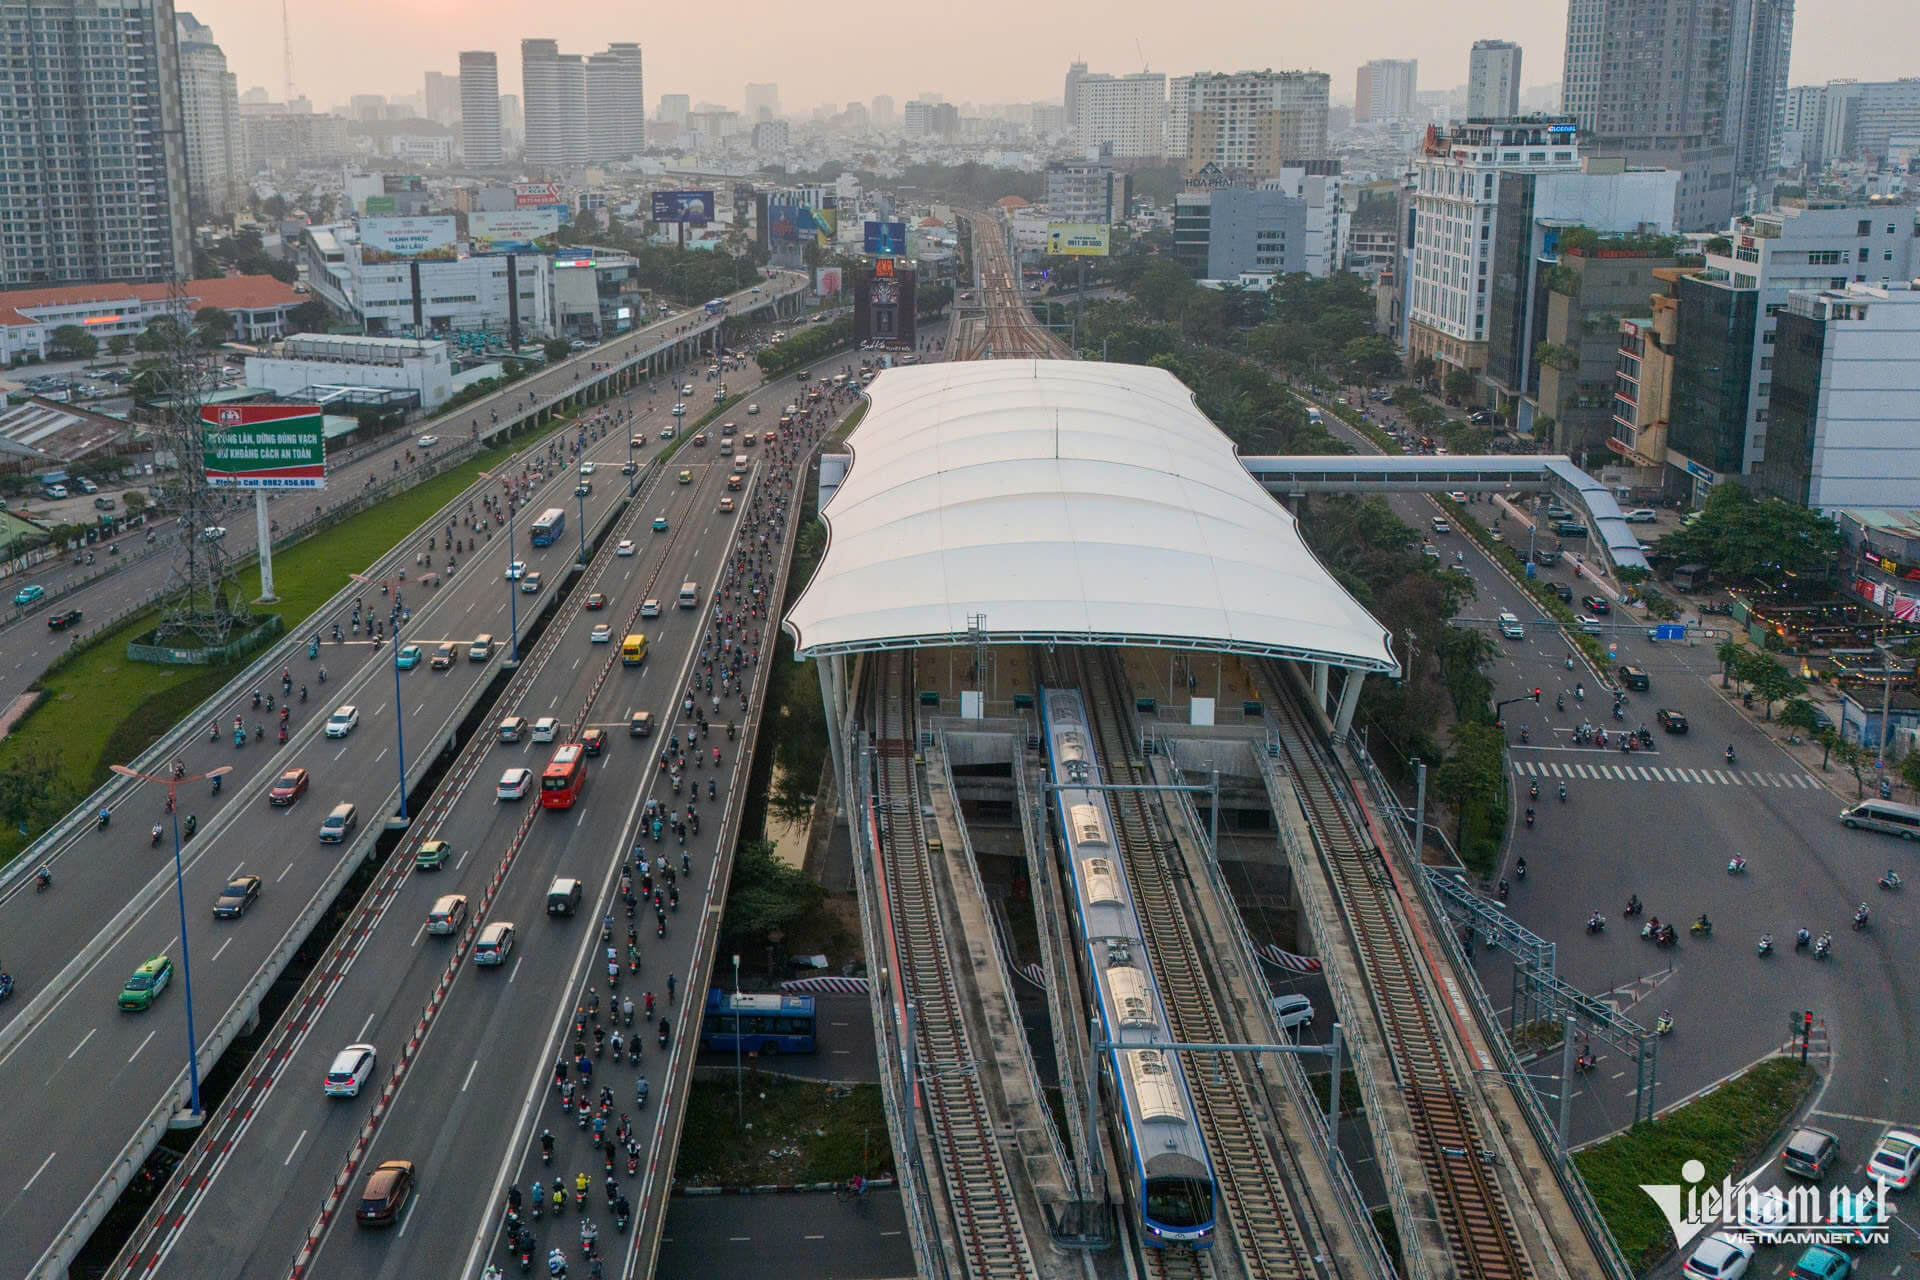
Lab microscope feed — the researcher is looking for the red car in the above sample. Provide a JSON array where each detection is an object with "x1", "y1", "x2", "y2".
[
  {"x1": 355, "y1": 1159, "x2": 415, "y2": 1226},
  {"x1": 46, "y1": 609, "x2": 81, "y2": 631},
  {"x1": 268, "y1": 767, "x2": 309, "y2": 806}
]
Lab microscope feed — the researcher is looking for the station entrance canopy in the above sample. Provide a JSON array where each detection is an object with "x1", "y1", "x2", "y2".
[{"x1": 782, "y1": 361, "x2": 1398, "y2": 675}]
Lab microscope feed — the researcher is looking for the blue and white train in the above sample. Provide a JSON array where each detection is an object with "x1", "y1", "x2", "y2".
[{"x1": 1041, "y1": 688, "x2": 1217, "y2": 1248}]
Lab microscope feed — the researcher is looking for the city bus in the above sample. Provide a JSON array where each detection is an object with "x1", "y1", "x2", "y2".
[
  {"x1": 704, "y1": 298, "x2": 727, "y2": 316},
  {"x1": 540, "y1": 742, "x2": 588, "y2": 810},
  {"x1": 529, "y1": 507, "x2": 566, "y2": 547},
  {"x1": 700, "y1": 989, "x2": 817, "y2": 1054}
]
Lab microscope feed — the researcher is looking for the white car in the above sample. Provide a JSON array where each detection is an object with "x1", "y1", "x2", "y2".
[
  {"x1": 672, "y1": 402, "x2": 687, "y2": 416},
  {"x1": 418, "y1": 435, "x2": 439, "y2": 448},
  {"x1": 615, "y1": 539, "x2": 634, "y2": 557},
  {"x1": 747, "y1": 403, "x2": 760, "y2": 415},
  {"x1": 1270, "y1": 994, "x2": 1314, "y2": 1032},
  {"x1": 1623, "y1": 507, "x2": 1658, "y2": 523},
  {"x1": 324, "y1": 705, "x2": 359, "y2": 738},
  {"x1": 640, "y1": 599, "x2": 660, "y2": 619},
  {"x1": 1681, "y1": 1232, "x2": 1753, "y2": 1280},
  {"x1": 1576, "y1": 615, "x2": 1603, "y2": 634},
  {"x1": 323, "y1": 1043, "x2": 378, "y2": 1097},
  {"x1": 1734, "y1": 1190, "x2": 1791, "y2": 1244},
  {"x1": 1498, "y1": 612, "x2": 1525, "y2": 640},
  {"x1": 659, "y1": 425, "x2": 676, "y2": 439},
  {"x1": 1870, "y1": 1129, "x2": 1920, "y2": 1189},
  {"x1": 531, "y1": 716, "x2": 560, "y2": 743},
  {"x1": 590, "y1": 623, "x2": 612, "y2": 643},
  {"x1": 497, "y1": 767, "x2": 533, "y2": 800},
  {"x1": 519, "y1": 571, "x2": 542, "y2": 594},
  {"x1": 200, "y1": 525, "x2": 228, "y2": 541},
  {"x1": 579, "y1": 462, "x2": 596, "y2": 476},
  {"x1": 474, "y1": 921, "x2": 515, "y2": 965},
  {"x1": 505, "y1": 560, "x2": 526, "y2": 580}
]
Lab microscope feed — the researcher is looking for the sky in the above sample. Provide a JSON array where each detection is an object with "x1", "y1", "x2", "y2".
[{"x1": 193, "y1": 0, "x2": 1911, "y2": 117}]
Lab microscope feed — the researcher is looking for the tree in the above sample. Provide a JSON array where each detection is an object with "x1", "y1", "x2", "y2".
[
  {"x1": 48, "y1": 325, "x2": 97, "y2": 361},
  {"x1": 1442, "y1": 368, "x2": 1476, "y2": 400},
  {"x1": 542, "y1": 337, "x2": 572, "y2": 363},
  {"x1": 1655, "y1": 481, "x2": 1842, "y2": 582},
  {"x1": 1534, "y1": 341, "x2": 1579, "y2": 372},
  {"x1": 106, "y1": 335, "x2": 131, "y2": 358},
  {"x1": 718, "y1": 840, "x2": 823, "y2": 949},
  {"x1": 134, "y1": 315, "x2": 187, "y2": 354},
  {"x1": 1900, "y1": 749, "x2": 1920, "y2": 796},
  {"x1": 1749, "y1": 658, "x2": 1805, "y2": 719},
  {"x1": 194, "y1": 306, "x2": 234, "y2": 346},
  {"x1": 1410, "y1": 355, "x2": 1438, "y2": 388},
  {"x1": 288, "y1": 300, "x2": 333, "y2": 333},
  {"x1": 1716, "y1": 638, "x2": 1745, "y2": 688},
  {"x1": 0, "y1": 746, "x2": 70, "y2": 835},
  {"x1": 1781, "y1": 698, "x2": 1823, "y2": 735},
  {"x1": 1832, "y1": 737, "x2": 1868, "y2": 798},
  {"x1": 1431, "y1": 720, "x2": 1508, "y2": 865},
  {"x1": 122, "y1": 490, "x2": 148, "y2": 516},
  {"x1": 1134, "y1": 260, "x2": 1195, "y2": 323},
  {"x1": 1340, "y1": 336, "x2": 1402, "y2": 387}
]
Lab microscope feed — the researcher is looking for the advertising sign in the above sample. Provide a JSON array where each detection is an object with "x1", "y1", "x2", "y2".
[
  {"x1": 360, "y1": 215, "x2": 458, "y2": 263},
  {"x1": 815, "y1": 267, "x2": 843, "y2": 296},
  {"x1": 813, "y1": 208, "x2": 838, "y2": 246},
  {"x1": 468, "y1": 208, "x2": 562, "y2": 253},
  {"x1": 651, "y1": 190, "x2": 716, "y2": 225},
  {"x1": 363, "y1": 195, "x2": 396, "y2": 215},
  {"x1": 201, "y1": 404, "x2": 327, "y2": 490},
  {"x1": 767, "y1": 202, "x2": 835, "y2": 246},
  {"x1": 1046, "y1": 222, "x2": 1110, "y2": 257},
  {"x1": 863, "y1": 220, "x2": 907, "y2": 255},
  {"x1": 514, "y1": 181, "x2": 563, "y2": 208}
]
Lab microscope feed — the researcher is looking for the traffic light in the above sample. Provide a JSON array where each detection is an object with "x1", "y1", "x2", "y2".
[{"x1": 1531, "y1": 688, "x2": 1542, "y2": 703}]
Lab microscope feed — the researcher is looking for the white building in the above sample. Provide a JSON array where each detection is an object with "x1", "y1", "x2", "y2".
[
  {"x1": 1185, "y1": 70, "x2": 1330, "y2": 177},
  {"x1": 1166, "y1": 76, "x2": 1194, "y2": 160},
  {"x1": 1264, "y1": 169, "x2": 1346, "y2": 277},
  {"x1": 176, "y1": 13, "x2": 244, "y2": 215},
  {"x1": 388, "y1": 134, "x2": 454, "y2": 166},
  {"x1": 1073, "y1": 72, "x2": 1166, "y2": 158},
  {"x1": 903, "y1": 100, "x2": 936, "y2": 138},
  {"x1": 523, "y1": 39, "x2": 587, "y2": 170},
  {"x1": 299, "y1": 223, "x2": 554, "y2": 340},
  {"x1": 1354, "y1": 59, "x2": 1418, "y2": 123},
  {"x1": 586, "y1": 43, "x2": 645, "y2": 163},
  {"x1": 246, "y1": 335, "x2": 455, "y2": 411},
  {"x1": 460, "y1": 51, "x2": 503, "y2": 166},
  {"x1": 1467, "y1": 40, "x2": 1522, "y2": 120}
]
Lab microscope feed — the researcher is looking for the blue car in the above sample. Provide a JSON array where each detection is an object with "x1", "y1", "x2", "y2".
[
  {"x1": 395, "y1": 645, "x2": 423, "y2": 670},
  {"x1": 13, "y1": 584, "x2": 43, "y2": 606}
]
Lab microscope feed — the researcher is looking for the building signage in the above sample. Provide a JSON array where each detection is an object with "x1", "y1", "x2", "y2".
[
  {"x1": 467, "y1": 209, "x2": 562, "y2": 253},
  {"x1": 514, "y1": 182, "x2": 563, "y2": 208},
  {"x1": 1046, "y1": 222, "x2": 1110, "y2": 256},
  {"x1": 1684, "y1": 459, "x2": 1717, "y2": 482},
  {"x1": 651, "y1": 190, "x2": 716, "y2": 224},
  {"x1": 360, "y1": 215, "x2": 458, "y2": 262},
  {"x1": 201, "y1": 404, "x2": 327, "y2": 490}
]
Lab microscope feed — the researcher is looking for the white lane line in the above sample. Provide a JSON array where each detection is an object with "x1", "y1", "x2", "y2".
[
  {"x1": 461, "y1": 1059, "x2": 479, "y2": 1092},
  {"x1": 22, "y1": 1151, "x2": 55, "y2": 1191},
  {"x1": 397, "y1": 1195, "x2": 421, "y2": 1239},
  {"x1": 211, "y1": 937, "x2": 233, "y2": 962},
  {"x1": 375, "y1": 747, "x2": 389, "y2": 763},
  {"x1": 128, "y1": 1029, "x2": 156, "y2": 1063},
  {"x1": 67, "y1": 1029, "x2": 95, "y2": 1059},
  {"x1": 334, "y1": 746, "x2": 349, "y2": 760},
  {"x1": 285, "y1": 1129, "x2": 307, "y2": 1165},
  {"x1": 508, "y1": 956, "x2": 523, "y2": 984},
  {"x1": 358, "y1": 1011, "x2": 376, "y2": 1040},
  {"x1": 278, "y1": 861, "x2": 295, "y2": 882},
  {"x1": 456, "y1": 848, "x2": 470, "y2": 871}
]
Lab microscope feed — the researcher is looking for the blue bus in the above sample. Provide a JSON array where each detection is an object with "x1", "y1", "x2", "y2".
[
  {"x1": 704, "y1": 298, "x2": 727, "y2": 316},
  {"x1": 700, "y1": 989, "x2": 816, "y2": 1055},
  {"x1": 529, "y1": 507, "x2": 566, "y2": 547}
]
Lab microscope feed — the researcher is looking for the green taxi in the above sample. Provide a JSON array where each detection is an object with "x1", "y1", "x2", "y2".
[{"x1": 118, "y1": 954, "x2": 174, "y2": 1011}]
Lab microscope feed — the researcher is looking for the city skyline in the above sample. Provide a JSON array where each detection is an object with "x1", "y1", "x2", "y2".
[{"x1": 187, "y1": 0, "x2": 1908, "y2": 117}]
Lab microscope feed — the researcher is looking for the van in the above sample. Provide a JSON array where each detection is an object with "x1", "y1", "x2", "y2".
[
  {"x1": 546, "y1": 877, "x2": 583, "y2": 916},
  {"x1": 498, "y1": 715, "x2": 528, "y2": 744},
  {"x1": 92, "y1": 496, "x2": 115, "y2": 511},
  {"x1": 531, "y1": 716, "x2": 560, "y2": 744},
  {"x1": 732, "y1": 454, "x2": 747, "y2": 474},
  {"x1": 1840, "y1": 799, "x2": 1920, "y2": 839},
  {"x1": 76, "y1": 477, "x2": 97, "y2": 494},
  {"x1": 621, "y1": 633, "x2": 648, "y2": 665},
  {"x1": 469, "y1": 634, "x2": 494, "y2": 662},
  {"x1": 318, "y1": 802, "x2": 358, "y2": 844},
  {"x1": 678, "y1": 581, "x2": 698, "y2": 609}
]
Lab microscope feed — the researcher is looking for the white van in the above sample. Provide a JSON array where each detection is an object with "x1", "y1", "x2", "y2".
[
  {"x1": 1840, "y1": 799, "x2": 1920, "y2": 839},
  {"x1": 732, "y1": 454, "x2": 748, "y2": 474},
  {"x1": 678, "y1": 581, "x2": 698, "y2": 609}
]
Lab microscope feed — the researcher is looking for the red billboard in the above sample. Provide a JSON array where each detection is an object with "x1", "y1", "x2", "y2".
[{"x1": 514, "y1": 182, "x2": 563, "y2": 208}]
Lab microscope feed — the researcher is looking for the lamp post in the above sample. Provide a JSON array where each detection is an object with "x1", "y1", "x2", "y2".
[
  {"x1": 110, "y1": 761, "x2": 233, "y2": 1124},
  {"x1": 349, "y1": 572, "x2": 410, "y2": 822},
  {"x1": 575, "y1": 475, "x2": 589, "y2": 568},
  {"x1": 733, "y1": 953, "x2": 743, "y2": 1125},
  {"x1": 480, "y1": 470, "x2": 521, "y2": 664}
]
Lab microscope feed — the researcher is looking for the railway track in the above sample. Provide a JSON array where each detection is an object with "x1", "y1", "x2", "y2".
[
  {"x1": 869, "y1": 652, "x2": 1037, "y2": 1280},
  {"x1": 1263, "y1": 667, "x2": 1533, "y2": 1280},
  {"x1": 1072, "y1": 648, "x2": 1316, "y2": 1280},
  {"x1": 957, "y1": 211, "x2": 1074, "y2": 361}
]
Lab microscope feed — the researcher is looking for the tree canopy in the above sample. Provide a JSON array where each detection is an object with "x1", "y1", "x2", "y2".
[{"x1": 1654, "y1": 482, "x2": 1840, "y2": 581}]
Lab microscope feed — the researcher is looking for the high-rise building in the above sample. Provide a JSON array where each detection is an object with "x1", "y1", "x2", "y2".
[
  {"x1": 903, "y1": 99, "x2": 936, "y2": 139},
  {"x1": 1072, "y1": 72, "x2": 1166, "y2": 158},
  {"x1": 1031, "y1": 103, "x2": 1068, "y2": 135},
  {"x1": 1047, "y1": 156, "x2": 1127, "y2": 224},
  {"x1": 870, "y1": 95, "x2": 894, "y2": 129},
  {"x1": 744, "y1": 82, "x2": 780, "y2": 123},
  {"x1": 1166, "y1": 75, "x2": 1195, "y2": 160},
  {"x1": 659, "y1": 94, "x2": 690, "y2": 126},
  {"x1": 1561, "y1": 0, "x2": 1794, "y2": 229},
  {"x1": 459, "y1": 52, "x2": 504, "y2": 166},
  {"x1": 0, "y1": 0, "x2": 192, "y2": 286},
  {"x1": 1784, "y1": 79, "x2": 1920, "y2": 169},
  {"x1": 176, "y1": 13, "x2": 244, "y2": 216},
  {"x1": 752, "y1": 120, "x2": 790, "y2": 151},
  {"x1": 1185, "y1": 70, "x2": 1330, "y2": 179},
  {"x1": 1467, "y1": 40, "x2": 1522, "y2": 119},
  {"x1": 424, "y1": 70, "x2": 462, "y2": 125},
  {"x1": 586, "y1": 43, "x2": 645, "y2": 163},
  {"x1": 1354, "y1": 59, "x2": 1418, "y2": 123},
  {"x1": 1064, "y1": 61, "x2": 1087, "y2": 123},
  {"x1": 522, "y1": 39, "x2": 587, "y2": 170},
  {"x1": 349, "y1": 94, "x2": 386, "y2": 123}
]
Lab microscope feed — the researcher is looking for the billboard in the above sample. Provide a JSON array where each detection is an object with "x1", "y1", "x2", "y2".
[
  {"x1": 201, "y1": 404, "x2": 327, "y2": 490},
  {"x1": 360, "y1": 215, "x2": 458, "y2": 263},
  {"x1": 1046, "y1": 222, "x2": 1110, "y2": 257},
  {"x1": 468, "y1": 208, "x2": 562, "y2": 253},
  {"x1": 863, "y1": 220, "x2": 908, "y2": 255},
  {"x1": 767, "y1": 201, "x2": 835, "y2": 246},
  {"x1": 514, "y1": 181, "x2": 563, "y2": 208},
  {"x1": 652, "y1": 190, "x2": 716, "y2": 224},
  {"x1": 855, "y1": 261, "x2": 916, "y2": 349},
  {"x1": 815, "y1": 267, "x2": 843, "y2": 296}
]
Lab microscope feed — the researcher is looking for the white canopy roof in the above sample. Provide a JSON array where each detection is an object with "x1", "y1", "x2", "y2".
[{"x1": 783, "y1": 361, "x2": 1398, "y2": 673}]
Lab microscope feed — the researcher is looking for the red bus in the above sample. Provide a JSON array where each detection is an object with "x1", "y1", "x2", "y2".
[{"x1": 540, "y1": 742, "x2": 588, "y2": 809}]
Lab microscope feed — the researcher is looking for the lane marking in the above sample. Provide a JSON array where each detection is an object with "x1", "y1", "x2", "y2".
[
  {"x1": 128, "y1": 1029, "x2": 156, "y2": 1063},
  {"x1": 285, "y1": 1128, "x2": 307, "y2": 1165},
  {"x1": 22, "y1": 1151, "x2": 55, "y2": 1192},
  {"x1": 67, "y1": 1028, "x2": 94, "y2": 1059}
]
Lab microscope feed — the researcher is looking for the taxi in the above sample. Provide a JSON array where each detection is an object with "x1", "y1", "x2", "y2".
[
  {"x1": 718, "y1": 496, "x2": 735, "y2": 513},
  {"x1": 677, "y1": 470, "x2": 691, "y2": 485}
]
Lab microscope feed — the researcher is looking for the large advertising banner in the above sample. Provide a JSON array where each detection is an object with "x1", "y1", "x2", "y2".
[
  {"x1": 651, "y1": 190, "x2": 716, "y2": 224},
  {"x1": 863, "y1": 220, "x2": 907, "y2": 255},
  {"x1": 201, "y1": 404, "x2": 327, "y2": 490},
  {"x1": 468, "y1": 209, "x2": 562, "y2": 253},
  {"x1": 815, "y1": 267, "x2": 843, "y2": 296},
  {"x1": 812, "y1": 208, "x2": 838, "y2": 247},
  {"x1": 766, "y1": 202, "x2": 810, "y2": 244},
  {"x1": 514, "y1": 182, "x2": 563, "y2": 208},
  {"x1": 1045, "y1": 222, "x2": 1111, "y2": 257},
  {"x1": 360, "y1": 215, "x2": 459, "y2": 263}
]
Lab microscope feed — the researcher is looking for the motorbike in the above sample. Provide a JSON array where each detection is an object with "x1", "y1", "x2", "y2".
[
  {"x1": 1574, "y1": 1052, "x2": 1597, "y2": 1074},
  {"x1": 1558, "y1": 782, "x2": 1567, "y2": 802},
  {"x1": 1496, "y1": 878, "x2": 1510, "y2": 903},
  {"x1": 1585, "y1": 913, "x2": 1606, "y2": 934},
  {"x1": 151, "y1": 824, "x2": 163, "y2": 847},
  {"x1": 0, "y1": 972, "x2": 12, "y2": 1000},
  {"x1": 34, "y1": 866, "x2": 52, "y2": 892},
  {"x1": 1624, "y1": 896, "x2": 1642, "y2": 917},
  {"x1": 96, "y1": 808, "x2": 111, "y2": 831},
  {"x1": 1655, "y1": 1011, "x2": 1674, "y2": 1036},
  {"x1": 1524, "y1": 806, "x2": 1535, "y2": 828},
  {"x1": 211, "y1": 775, "x2": 222, "y2": 796},
  {"x1": 1515, "y1": 858, "x2": 1527, "y2": 881},
  {"x1": 1727, "y1": 855, "x2": 1747, "y2": 874},
  {"x1": 183, "y1": 815, "x2": 197, "y2": 839},
  {"x1": 1795, "y1": 928, "x2": 1811, "y2": 951},
  {"x1": 1725, "y1": 746, "x2": 1737, "y2": 765},
  {"x1": 1758, "y1": 934, "x2": 1774, "y2": 956},
  {"x1": 1528, "y1": 781, "x2": 1539, "y2": 800},
  {"x1": 1814, "y1": 933, "x2": 1833, "y2": 959},
  {"x1": 1689, "y1": 917, "x2": 1712, "y2": 937},
  {"x1": 1852, "y1": 909, "x2": 1871, "y2": 931},
  {"x1": 1881, "y1": 871, "x2": 1903, "y2": 891}
]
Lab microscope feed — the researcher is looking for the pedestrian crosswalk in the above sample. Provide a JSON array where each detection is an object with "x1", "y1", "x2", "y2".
[{"x1": 1513, "y1": 758, "x2": 1822, "y2": 788}]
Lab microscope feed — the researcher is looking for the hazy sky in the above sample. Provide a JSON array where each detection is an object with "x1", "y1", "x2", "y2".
[{"x1": 193, "y1": 0, "x2": 1909, "y2": 116}]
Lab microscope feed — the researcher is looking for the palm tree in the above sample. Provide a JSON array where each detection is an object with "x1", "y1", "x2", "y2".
[{"x1": 1716, "y1": 638, "x2": 1743, "y2": 689}]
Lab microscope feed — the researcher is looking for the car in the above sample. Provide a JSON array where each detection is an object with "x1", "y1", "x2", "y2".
[
  {"x1": 581, "y1": 727, "x2": 607, "y2": 757},
  {"x1": 118, "y1": 954, "x2": 173, "y2": 1011},
  {"x1": 1657, "y1": 708, "x2": 1690, "y2": 734},
  {"x1": 719, "y1": 436, "x2": 734, "y2": 452},
  {"x1": 473, "y1": 921, "x2": 515, "y2": 965},
  {"x1": 621, "y1": 460, "x2": 636, "y2": 476},
  {"x1": 1421, "y1": 544, "x2": 1441, "y2": 559},
  {"x1": 1270, "y1": 993, "x2": 1315, "y2": 1032},
  {"x1": 747, "y1": 402, "x2": 760, "y2": 415},
  {"x1": 1575, "y1": 615, "x2": 1602, "y2": 634},
  {"x1": 1623, "y1": 507, "x2": 1658, "y2": 523},
  {"x1": 677, "y1": 470, "x2": 691, "y2": 484},
  {"x1": 268, "y1": 767, "x2": 310, "y2": 806},
  {"x1": 640, "y1": 598, "x2": 660, "y2": 618},
  {"x1": 519, "y1": 572, "x2": 542, "y2": 594},
  {"x1": 324, "y1": 705, "x2": 359, "y2": 738},
  {"x1": 200, "y1": 525, "x2": 227, "y2": 541},
  {"x1": 431, "y1": 642, "x2": 457, "y2": 670},
  {"x1": 1682, "y1": 1233, "x2": 1754, "y2": 1280},
  {"x1": 1735, "y1": 1189, "x2": 1792, "y2": 1244},
  {"x1": 414, "y1": 839, "x2": 451, "y2": 871},
  {"x1": 1617, "y1": 664, "x2": 1650, "y2": 691},
  {"x1": 213, "y1": 874, "x2": 262, "y2": 918},
  {"x1": 546, "y1": 877, "x2": 583, "y2": 915},
  {"x1": 318, "y1": 802, "x2": 359, "y2": 843},
  {"x1": 718, "y1": 496, "x2": 735, "y2": 513},
  {"x1": 590, "y1": 623, "x2": 612, "y2": 643},
  {"x1": 498, "y1": 767, "x2": 532, "y2": 800},
  {"x1": 570, "y1": 338, "x2": 588, "y2": 351},
  {"x1": 1446, "y1": 491, "x2": 1469, "y2": 503},
  {"x1": 417, "y1": 434, "x2": 439, "y2": 448},
  {"x1": 574, "y1": 481, "x2": 592, "y2": 497},
  {"x1": 324, "y1": 1043, "x2": 377, "y2": 1097},
  {"x1": 1498, "y1": 612, "x2": 1526, "y2": 640},
  {"x1": 692, "y1": 432, "x2": 709, "y2": 447},
  {"x1": 652, "y1": 515, "x2": 669, "y2": 532},
  {"x1": 1430, "y1": 517, "x2": 1451, "y2": 534},
  {"x1": 659, "y1": 425, "x2": 676, "y2": 439},
  {"x1": 1787, "y1": 1244, "x2": 1854, "y2": 1279},
  {"x1": 630, "y1": 435, "x2": 648, "y2": 449},
  {"x1": 629, "y1": 710, "x2": 653, "y2": 738},
  {"x1": 1583, "y1": 595, "x2": 1612, "y2": 614},
  {"x1": 505, "y1": 560, "x2": 527, "y2": 580},
  {"x1": 579, "y1": 461, "x2": 596, "y2": 476},
  {"x1": 13, "y1": 584, "x2": 44, "y2": 605},
  {"x1": 355, "y1": 1159, "x2": 416, "y2": 1226},
  {"x1": 1783, "y1": 1126, "x2": 1841, "y2": 1180},
  {"x1": 1468, "y1": 409, "x2": 1492, "y2": 425},
  {"x1": 1547, "y1": 582, "x2": 1574, "y2": 602},
  {"x1": 1822, "y1": 1188, "x2": 1883, "y2": 1247},
  {"x1": 584, "y1": 592, "x2": 606, "y2": 610},
  {"x1": 395, "y1": 644, "x2": 423, "y2": 670},
  {"x1": 531, "y1": 716, "x2": 560, "y2": 743},
  {"x1": 1869, "y1": 1128, "x2": 1920, "y2": 1189},
  {"x1": 46, "y1": 608, "x2": 81, "y2": 631},
  {"x1": 615, "y1": 539, "x2": 635, "y2": 556},
  {"x1": 672, "y1": 402, "x2": 687, "y2": 416},
  {"x1": 427, "y1": 894, "x2": 468, "y2": 934}
]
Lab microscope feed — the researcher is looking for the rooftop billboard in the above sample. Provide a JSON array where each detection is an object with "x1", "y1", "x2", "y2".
[{"x1": 360, "y1": 215, "x2": 459, "y2": 263}]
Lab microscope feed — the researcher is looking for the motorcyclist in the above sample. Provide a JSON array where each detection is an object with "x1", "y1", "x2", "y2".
[
  {"x1": 1694, "y1": 911, "x2": 1711, "y2": 932},
  {"x1": 541, "y1": 1130, "x2": 555, "y2": 1161},
  {"x1": 1855, "y1": 902, "x2": 1871, "y2": 928},
  {"x1": 1515, "y1": 856, "x2": 1527, "y2": 879}
]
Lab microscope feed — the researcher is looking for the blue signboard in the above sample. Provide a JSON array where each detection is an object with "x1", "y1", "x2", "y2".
[
  {"x1": 652, "y1": 190, "x2": 716, "y2": 224},
  {"x1": 1654, "y1": 624, "x2": 1688, "y2": 641},
  {"x1": 863, "y1": 220, "x2": 907, "y2": 255}
]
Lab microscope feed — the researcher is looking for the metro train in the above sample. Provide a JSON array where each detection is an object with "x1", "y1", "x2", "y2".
[{"x1": 1040, "y1": 688, "x2": 1217, "y2": 1249}]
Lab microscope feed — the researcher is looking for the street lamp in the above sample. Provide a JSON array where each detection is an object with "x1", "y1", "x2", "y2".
[
  {"x1": 480, "y1": 470, "x2": 521, "y2": 664},
  {"x1": 732, "y1": 953, "x2": 743, "y2": 1125},
  {"x1": 110, "y1": 761, "x2": 233, "y2": 1124},
  {"x1": 575, "y1": 475, "x2": 589, "y2": 568},
  {"x1": 349, "y1": 572, "x2": 410, "y2": 822},
  {"x1": 627, "y1": 410, "x2": 637, "y2": 498}
]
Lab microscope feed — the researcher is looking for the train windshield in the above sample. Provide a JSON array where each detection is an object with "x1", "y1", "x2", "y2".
[{"x1": 1144, "y1": 1176, "x2": 1213, "y2": 1229}]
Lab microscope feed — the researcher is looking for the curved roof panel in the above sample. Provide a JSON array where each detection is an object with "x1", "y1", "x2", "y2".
[{"x1": 783, "y1": 361, "x2": 1398, "y2": 673}]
